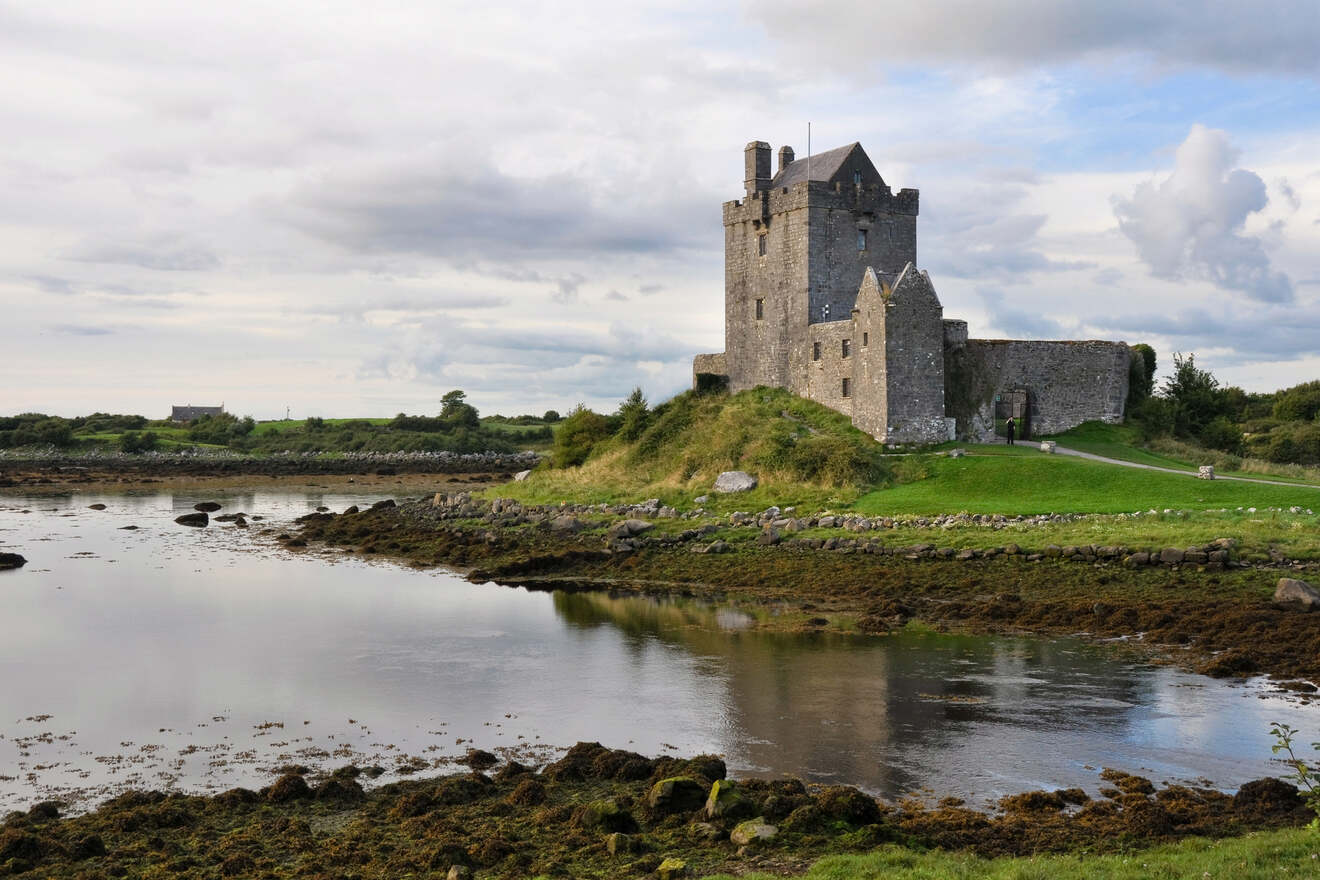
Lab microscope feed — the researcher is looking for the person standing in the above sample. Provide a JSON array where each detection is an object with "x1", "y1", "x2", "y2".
[{"x1": 1005, "y1": 417, "x2": 1016, "y2": 445}]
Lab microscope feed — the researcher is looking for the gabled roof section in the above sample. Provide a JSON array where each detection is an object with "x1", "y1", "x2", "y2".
[
  {"x1": 888, "y1": 262, "x2": 942, "y2": 310},
  {"x1": 770, "y1": 142, "x2": 885, "y2": 189}
]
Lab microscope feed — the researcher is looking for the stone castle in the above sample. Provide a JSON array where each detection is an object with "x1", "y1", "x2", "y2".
[{"x1": 693, "y1": 140, "x2": 1134, "y2": 444}]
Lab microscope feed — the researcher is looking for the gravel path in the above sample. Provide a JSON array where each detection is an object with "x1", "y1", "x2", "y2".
[{"x1": 1054, "y1": 445, "x2": 1320, "y2": 491}]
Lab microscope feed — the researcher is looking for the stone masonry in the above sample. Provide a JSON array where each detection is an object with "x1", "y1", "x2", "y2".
[{"x1": 694, "y1": 139, "x2": 1133, "y2": 444}]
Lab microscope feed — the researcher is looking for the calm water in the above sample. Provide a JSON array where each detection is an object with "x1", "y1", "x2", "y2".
[{"x1": 1, "y1": 489, "x2": 1316, "y2": 812}]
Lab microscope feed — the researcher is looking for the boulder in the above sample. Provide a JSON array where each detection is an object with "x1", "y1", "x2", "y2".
[
  {"x1": 572, "y1": 798, "x2": 635, "y2": 832},
  {"x1": 705, "y1": 779, "x2": 756, "y2": 821},
  {"x1": 1275, "y1": 578, "x2": 1320, "y2": 611},
  {"x1": 1158, "y1": 547, "x2": 1185, "y2": 565},
  {"x1": 756, "y1": 527, "x2": 781, "y2": 546},
  {"x1": 606, "y1": 832, "x2": 643, "y2": 856},
  {"x1": 514, "y1": 470, "x2": 532, "y2": 482},
  {"x1": 1039, "y1": 441, "x2": 1057, "y2": 454},
  {"x1": 193, "y1": 501, "x2": 222, "y2": 512},
  {"x1": 713, "y1": 471, "x2": 758, "y2": 494},
  {"x1": 174, "y1": 512, "x2": 209, "y2": 527},
  {"x1": 729, "y1": 818, "x2": 778, "y2": 846},
  {"x1": 947, "y1": 448, "x2": 965, "y2": 458},
  {"x1": 87, "y1": 503, "x2": 107, "y2": 510},
  {"x1": 608, "y1": 519, "x2": 654, "y2": 539},
  {"x1": 656, "y1": 857, "x2": 688, "y2": 880},
  {"x1": 0, "y1": 552, "x2": 26, "y2": 570},
  {"x1": 647, "y1": 776, "x2": 707, "y2": 815},
  {"x1": 370, "y1": 499, "x2": 396, "y2": 510},
  {"x1": 446, "y1": 867, "x2": 472, "y2": 880},
  {"x1": 550, "y1": 515, "x2": 585, "y2": 533},
  {"x1": 1198, "y1": 465, "x2": 1215, "y2": 480}
]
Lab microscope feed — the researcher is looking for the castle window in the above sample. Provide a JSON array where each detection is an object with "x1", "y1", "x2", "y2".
[
  {"x1": 857, "y1": 229, "x2": 867, "y2": 251},
  {"x1": 812, "y1": 342, "x2": 821, "y2": 361},
  {"x1": 757, "y1": 234, "x2": 767, "y2": 256},
  {"x1": 863, "y1": 332, "x2": 869, "y2": 346},
  {"x1": 755, "y1": 298, "x2": 764, "y2": 320},
  {"x1": 841, "y1": 378, "x2": 851, "y2": 398},
  {"x1": 841, "y1": 339, "x2": 851, "y2": 358},
  {"x1": 853, "y1": 170, "x2": 862, "y2": 186}
]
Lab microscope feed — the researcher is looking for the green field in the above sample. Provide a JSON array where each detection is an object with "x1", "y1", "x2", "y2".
[
  {"x1": 701, "y1": 828, "x2": 1320, "y2": 880},
  {"x1": 852, "y1": 450, "x2": 1320, "y2": 516},
  {"x1": 251, "y1": 417, "x2": 392, "y2": 434}
]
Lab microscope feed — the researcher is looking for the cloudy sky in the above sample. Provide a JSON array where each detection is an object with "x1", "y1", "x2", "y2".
[{"x1": 3, "y1": 1, "x2": 1319, "y2": 419}]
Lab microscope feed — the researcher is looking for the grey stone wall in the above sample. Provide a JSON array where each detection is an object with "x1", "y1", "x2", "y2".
[
  {"x1": 878, "y1": 266, "x2": 947, "y2": 443},
  {"x1": 806, "y1": 183, "x2": 917, "y2": 330},
  {"x1": 945, "y1": 339, "x2": 1131, "y2": 441},
  {"x1": 849, "y1": 269, "x2": 887, "y2": 439},
  {"x1": 692, "y1": 352, "x2": 728, "y2": 386},
  {"x1": 803, "y1": 319, "x2": 854, "y2": 417}
]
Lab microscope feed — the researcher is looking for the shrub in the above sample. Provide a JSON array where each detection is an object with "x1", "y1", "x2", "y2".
[
  {"x1": 119, "y1": 431, "x2": 158, "y2": 453},
  {"x1": 550, "y1": 405, "x2": 611, "y2": 468},
  {"x1": 1198, "y1": 417, "x2": 1244, "y2": 455}
]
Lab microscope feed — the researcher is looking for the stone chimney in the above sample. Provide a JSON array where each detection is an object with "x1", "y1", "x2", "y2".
[
  {"x1": 744, "y1": 141, "x2": 771, "y2": 196},
  {"x1": 777, "y1": 145, "x2": 795, "y2": 174}
]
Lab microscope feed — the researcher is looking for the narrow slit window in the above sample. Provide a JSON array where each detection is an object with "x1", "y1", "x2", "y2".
[
  {"x1": 841, "y1": 339, "x2": 851, "y2": 358},
  {"x1": 755, "y1": 298, "x2": 764, "y2": 320},
  {"x1": 841, "y1": 378, "x2": 851, "y2": 398},
  {"x1": 812, "y1": 342, "x2": 821, "y2": 361},
  {"x1": 757, "y1": 234, "x2": 767, "y2": 256},
  {"x1": 853, "y1": 170, "x2": 862, "y2": 185},
  {"x1": 857, "y1": 229, "x2": 867, "y2": 251},
  {"x1": 862, "y1": 331, "x2": 869, "y2": 346}
]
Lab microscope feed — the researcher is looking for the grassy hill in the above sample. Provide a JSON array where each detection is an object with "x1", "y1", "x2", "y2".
[
  {"x1": 497, "y1": 388, "x2": 903, "y2": 511},
  {"x1": 496, "y1": 389, "x2": 1320, "y2": 515}
]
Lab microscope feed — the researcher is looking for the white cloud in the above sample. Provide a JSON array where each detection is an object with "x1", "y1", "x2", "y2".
[
  {"x1": 748, "y1": 1, "x2": 1320, "y2": 76},
  {"x1": 1113, "y1": 125, "x2": 1293, "y2": 303}
]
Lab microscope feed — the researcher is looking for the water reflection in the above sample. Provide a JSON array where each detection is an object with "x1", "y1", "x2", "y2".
[{"x1": 0, "y1": 491, "x2": 1317, "y2": 813}]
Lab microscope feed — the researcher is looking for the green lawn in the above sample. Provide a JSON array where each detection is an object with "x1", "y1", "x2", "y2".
[
  {"x1": 1047, "y1": 422, "x2": 1320, "y2": 486},
  {"x1": 700, "y1": 829, "x2": 1320, "y2": 880},
  {"x1": 252, "y1": 418, "x2": 391, "y2": 434},
  {"x1": 853, "y1": 451, "x2": 1320, "y2": 516}
]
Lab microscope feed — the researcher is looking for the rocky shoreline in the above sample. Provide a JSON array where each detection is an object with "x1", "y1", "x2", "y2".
[
  {"x1": 1, "y1": 743, "x2": 1309, "y2": 879},
  {"x1": 0, "y1": 451, "x2": 540, "y2": 488},
  {"x1": 285, "y1": 493, "x2": 1320, "y2": 682}
]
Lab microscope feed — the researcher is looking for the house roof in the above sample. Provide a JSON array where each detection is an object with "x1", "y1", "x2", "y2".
[{"x1": 770, "y1": 142, "x2": 873, "y2": 188}]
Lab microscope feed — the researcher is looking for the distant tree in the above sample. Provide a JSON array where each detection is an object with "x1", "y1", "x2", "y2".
[
  {"x1": 440, "y1": 389, "x2": 480, "y2": 429},
  {"x1": 304, "y1": 416, "x2": 325, "y2": 432},
  {"x1": 615, "y1": 387, "x2": 650, "y2": 442},
  {"x1": 1162, "y1": 353, "x2": 1228, "y2": 440},
  {"x1": 542, "y1": 409, "x2": 561, "y2": 423},
  {"x1": 1273, "y1": 381, "x2": 1320, "y2": 423},
  {"x1": 30, "y1": 417, "x2": 74, "y2": 448}
]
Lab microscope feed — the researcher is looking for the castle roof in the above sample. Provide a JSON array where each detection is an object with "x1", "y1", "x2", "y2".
[{"x1": 770, "y1": 142, "x2": 881, "y2": 188}]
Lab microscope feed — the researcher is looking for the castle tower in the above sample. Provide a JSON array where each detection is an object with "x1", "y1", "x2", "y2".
[{"x1": 719, "y1": 141, "x2": 920, "y2": 394}]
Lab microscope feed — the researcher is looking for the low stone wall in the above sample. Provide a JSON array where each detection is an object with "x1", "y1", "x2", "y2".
[{"x1": 946, "y1": 339, "x2": 1130, "y2": 442}]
